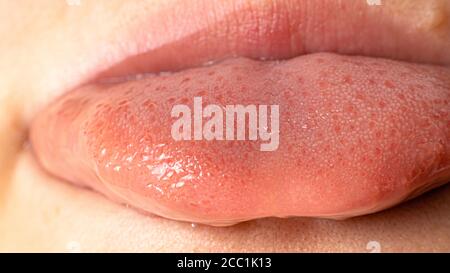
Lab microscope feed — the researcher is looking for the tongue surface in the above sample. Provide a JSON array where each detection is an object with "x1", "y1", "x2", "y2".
[{"x1": 30, "y1": 53, "x2": 450, "y2": 225}]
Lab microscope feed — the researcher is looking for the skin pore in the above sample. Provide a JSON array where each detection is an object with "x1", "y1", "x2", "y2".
[{"x1": 0, "y1": 0, "x2": 450, "y2": 252}]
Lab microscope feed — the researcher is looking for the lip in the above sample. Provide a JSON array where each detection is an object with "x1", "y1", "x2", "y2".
[
  {"x1": 26, "y1": 0, "x2": 450, "y2": 226},
  {"x1": 21, "y1": 0, "x2": 450, "y2": 123}
]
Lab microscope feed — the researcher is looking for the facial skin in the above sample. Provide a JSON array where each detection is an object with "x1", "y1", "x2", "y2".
[{"x1": 0, "y1": 0, "x2": 450, "y2": 252}]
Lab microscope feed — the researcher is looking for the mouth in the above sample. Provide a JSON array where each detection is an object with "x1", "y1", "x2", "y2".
[{"x1": 27, "y1": 0, "x2": 450, "y2": 226}]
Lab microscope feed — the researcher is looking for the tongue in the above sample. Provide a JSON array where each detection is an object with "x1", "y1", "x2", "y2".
[{"x1": 30, "y1": 53, "x2": 450, "y2": 225}]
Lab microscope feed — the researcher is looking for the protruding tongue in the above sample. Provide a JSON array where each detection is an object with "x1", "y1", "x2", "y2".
[{"x1": 30, "y1": 53, "x2": 450, "y2": 225}]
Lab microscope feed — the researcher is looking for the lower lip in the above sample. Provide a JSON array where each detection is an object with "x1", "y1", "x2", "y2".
[{"x1": 30, "y1": 53, "x2": 450, "y2": 225}]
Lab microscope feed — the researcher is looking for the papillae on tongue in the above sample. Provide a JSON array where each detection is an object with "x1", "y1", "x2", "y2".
[{"x1": 30, "y1": 53, "x2": 450, "y2": 225}]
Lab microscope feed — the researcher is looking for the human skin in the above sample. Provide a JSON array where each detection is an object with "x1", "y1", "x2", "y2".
[{"x1": 0, "y1": 0, "x2": 450, "y2": 252}]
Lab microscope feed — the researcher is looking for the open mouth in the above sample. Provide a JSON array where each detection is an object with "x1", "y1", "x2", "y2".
[{"x1": 27, "y1": 0, "x2": 450, "y2": 226}]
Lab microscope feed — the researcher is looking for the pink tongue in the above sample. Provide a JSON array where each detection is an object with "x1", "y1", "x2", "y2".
[{"x1": 30, "y1": 53, "x2": 450, "y2": 225}]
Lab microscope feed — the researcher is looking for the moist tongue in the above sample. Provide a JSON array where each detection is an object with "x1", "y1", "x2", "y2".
[{"x1": 30, "y1": 53, "x2": 450, "y2": 225}]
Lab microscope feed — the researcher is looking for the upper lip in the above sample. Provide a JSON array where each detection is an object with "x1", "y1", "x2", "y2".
[{"x1": 26, "y1": 0, "x2": 450, "y2": 122}]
